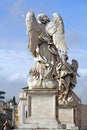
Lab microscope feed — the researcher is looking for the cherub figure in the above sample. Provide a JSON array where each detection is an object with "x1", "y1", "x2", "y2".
[{"x1": 55, "y1": 54, "x2": 79, "y2": 103}]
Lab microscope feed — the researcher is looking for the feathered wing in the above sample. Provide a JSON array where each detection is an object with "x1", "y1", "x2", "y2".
[
  {"x1": 26, "y1": 11, "x2": 42, "y2": 56},
  {"x1": 46, "y1": 13, "x2": 68, "y2": 53}
]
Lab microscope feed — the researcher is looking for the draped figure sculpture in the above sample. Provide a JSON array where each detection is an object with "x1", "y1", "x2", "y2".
[
  {"x1": 25, "y1": 11, "x2": 79, "y2": 104},
  {"x1": 55, "y1": 54, "x2": 79, "y2": 103}
]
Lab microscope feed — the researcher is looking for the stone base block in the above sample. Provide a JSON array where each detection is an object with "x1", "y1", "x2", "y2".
[{"x1": 19, "y1": 89, "x2": 60, "y2": 129}]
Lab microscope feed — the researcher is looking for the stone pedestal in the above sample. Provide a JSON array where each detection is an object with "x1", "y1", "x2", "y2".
[{"x1": 19, "y1": 89, "x2": 62, "y2": 129}]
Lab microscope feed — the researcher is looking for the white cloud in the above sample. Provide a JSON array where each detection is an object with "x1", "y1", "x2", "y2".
[
  {"x1": 79, "y1": 68, "x2": 87, "y2": 76},
  {"x1": 0, "y1": 74, "x2": 27, "y2": 101},
  {"x1": 9, "y1": 0, "x2": 25, "y2": 17},
  {"x1": 0, "y1": 49, "x2": 34, "y2": 101},
  {"x1": 0, "y1": 49, "x2": 34, "y2": 77},
  {"x1": 74, "y1": 74, "x2": 87, "y2": 104},
  {"x1": 65, "y1": 30, "x2": 82, "y2": 48},
  {"x1": 7, "y1": 73, "x2": 25, "y2": 82}
]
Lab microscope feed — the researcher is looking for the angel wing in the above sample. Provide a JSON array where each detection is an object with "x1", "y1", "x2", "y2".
[
  {"x1": 25, "y1": 11, "x2": 42, "y2": 57},
  {"x1": 71, "y1": 59, "x2": 79, "y2": 72},
  {"x1": 46, "y1": 13, "x2": 68, "y2": 53}
]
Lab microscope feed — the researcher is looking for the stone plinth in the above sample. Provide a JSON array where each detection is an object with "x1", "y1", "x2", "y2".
[{"x1": 19, "y1": 89, "x2": 61, "y2": 129}]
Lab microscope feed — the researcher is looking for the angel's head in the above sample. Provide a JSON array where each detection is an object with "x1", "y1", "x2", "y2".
[
  {"x1": 61, "y1": 54, "x2": 68, "y2": 63},
  {"x1": 37, "y1": 13, "x2": 50, "y2": 24}
]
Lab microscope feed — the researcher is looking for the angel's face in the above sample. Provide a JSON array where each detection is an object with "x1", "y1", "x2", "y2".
[
  {"x1": 61, "y1": 54, "x2": 68, "y2": 63},
  {"x1": 38, "y1": 15, "x2": 50, "y2": 24}
]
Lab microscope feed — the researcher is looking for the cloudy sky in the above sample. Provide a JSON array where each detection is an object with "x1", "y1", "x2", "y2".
[{"x1": 0, "y1": 0, "x2": 87, "y2": 104}]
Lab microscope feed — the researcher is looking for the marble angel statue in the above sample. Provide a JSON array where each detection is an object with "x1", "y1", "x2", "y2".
[{"x1": 25, "y1": 11, "x2": 68, "y2": 89}]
